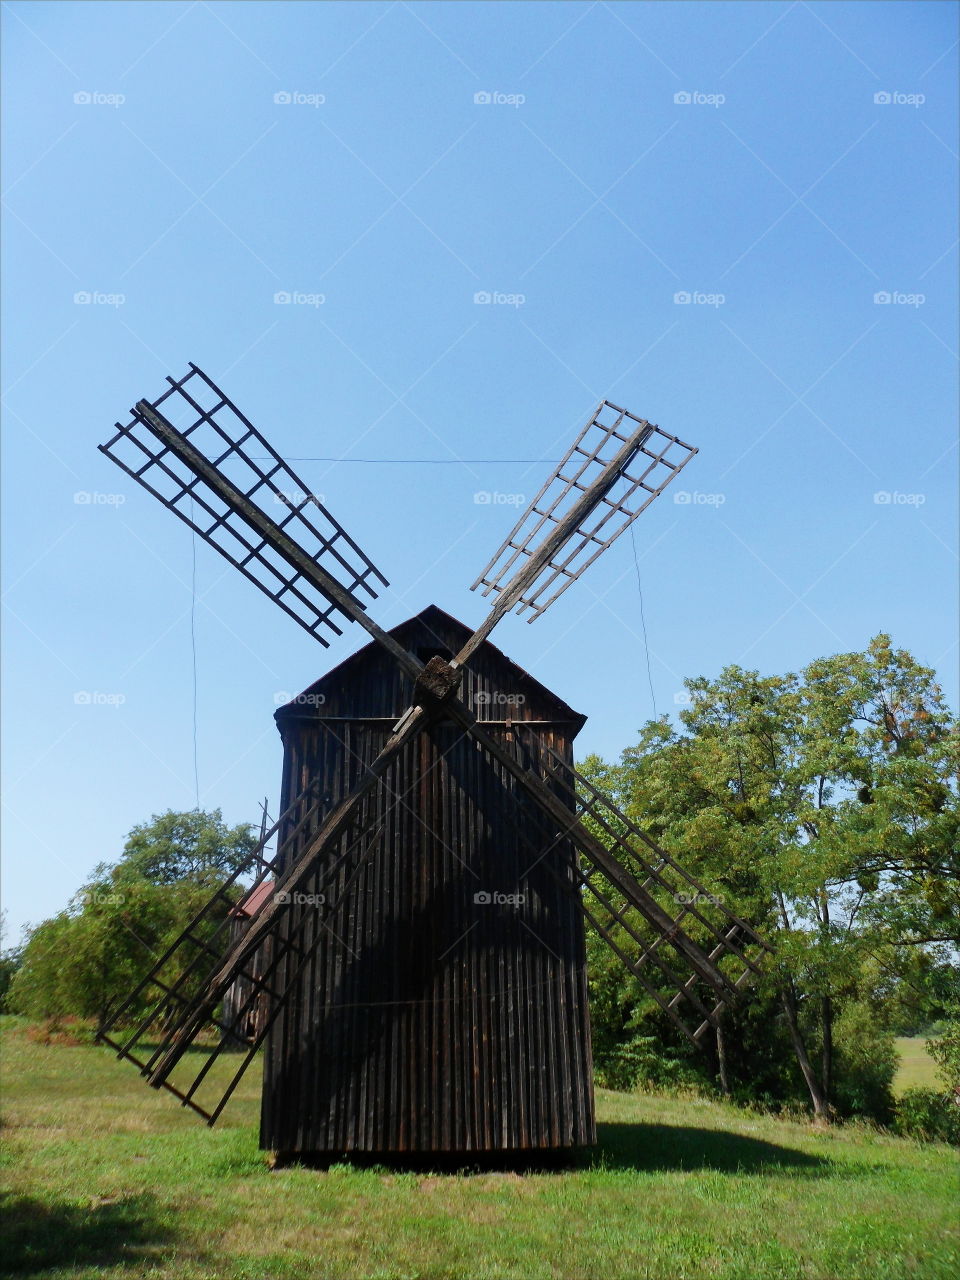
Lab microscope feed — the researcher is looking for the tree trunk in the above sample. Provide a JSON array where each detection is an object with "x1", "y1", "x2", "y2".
[
  {"x1": 821, "y1": 993, "x2": 833, "y2": 1108},
  {"x1": 715, "y1": 1014, "x2": 731, "y2": 1098},
  {"x1": 781, "y1": 985, "x2": 830, "y2": 1119}
]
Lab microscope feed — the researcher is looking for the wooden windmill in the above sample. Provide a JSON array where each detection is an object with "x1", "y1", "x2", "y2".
[{"x1": 96, "y1": 364, "x2": 771, "y2": 1163}]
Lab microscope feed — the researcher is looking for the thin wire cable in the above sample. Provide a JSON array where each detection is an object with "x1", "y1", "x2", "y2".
[
  {"x1": 189, "y1": 498, "x2": 200, "y2": 809},
  {"x1": 250, "y1": 456, "x2": 562, "y2": 464},
  {"x1": 630, "y1": 524, "x2": 658, "y2": 720}
]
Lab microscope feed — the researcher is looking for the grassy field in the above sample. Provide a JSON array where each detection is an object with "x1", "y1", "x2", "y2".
[
  {"x1": 1, "y1": 1018, "x2": 957, "y2": 1280},
  {"x1": 894, "y1": 1037, "x2": 941, "y2": 1094}
]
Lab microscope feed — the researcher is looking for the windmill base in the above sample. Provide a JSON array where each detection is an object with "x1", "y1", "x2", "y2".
[{"x1": 266, "y1": 1145, "x2": 593, "y2": 1172}]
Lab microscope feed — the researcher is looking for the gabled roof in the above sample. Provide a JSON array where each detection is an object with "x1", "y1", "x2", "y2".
[{"x1": 276, "y1": 603, "x2": 586, "y2": 732}]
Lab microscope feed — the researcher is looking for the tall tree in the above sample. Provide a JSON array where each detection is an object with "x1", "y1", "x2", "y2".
[
  {"x1": 10, "y1": 809, "x2": 257, "y2": 1027},
  {"x1": 583, "y1": 635, "x2": 958, "y2": 1118}
]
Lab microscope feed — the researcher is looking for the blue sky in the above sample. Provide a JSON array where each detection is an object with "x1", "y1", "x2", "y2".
[{"x1": 2, "y1": 0, "x2": 957, "y2": 942}]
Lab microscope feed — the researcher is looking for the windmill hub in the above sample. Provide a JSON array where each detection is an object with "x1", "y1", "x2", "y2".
[{"x1": 412, "y1": 653, "x2": 464, "y2": 710}]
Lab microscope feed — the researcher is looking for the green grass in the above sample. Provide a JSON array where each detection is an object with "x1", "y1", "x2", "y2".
[
  {"x1": 894, "y1": 1037, "x2": 941, "y2": 1095},
  {"x1": 1, "y1": 1017, "x2": 957, "y2": 1280}
]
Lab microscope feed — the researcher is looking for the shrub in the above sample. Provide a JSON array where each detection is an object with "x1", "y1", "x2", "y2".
[
  {"x1": 894, "y1": 1087, "x2": 960, "y2": 1145},
  {"x1": 830, "y1": 1001, "x2": 898, "y2": 1124}
]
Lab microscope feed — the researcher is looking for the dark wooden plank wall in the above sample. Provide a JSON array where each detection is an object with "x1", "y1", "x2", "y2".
[{"x1": 259, "y1": 608, "x2": 595, "y2": 1157}]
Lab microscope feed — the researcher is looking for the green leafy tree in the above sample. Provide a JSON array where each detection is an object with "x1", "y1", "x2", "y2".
[
  {"x1": 118, "y1": 808, "x2": 256, "y2": 885},
  {"x1": 927, "y1": 1000, "x2": 960, "y2": 1093},
  {"x1": 0, "y1": 912, "x2": 23, "y2": 1014},
  {"x1": 582, "y1": 636, "x2": 958, "y2": 1120},
  {"x1": 9, "y1": 809, "x2": 256, "y2": 1028}
]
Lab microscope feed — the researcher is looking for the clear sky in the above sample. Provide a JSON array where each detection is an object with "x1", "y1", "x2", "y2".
[{"x1": 2, "y1": 1, "x2": 957, "y2": 943}]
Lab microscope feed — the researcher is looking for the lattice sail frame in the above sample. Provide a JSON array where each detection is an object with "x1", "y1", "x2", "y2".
[
  {"x1": 472, "y1": 400, "x2": 697, "y2": 621},
  {"x1": 97, "y1": 774, "x2": 387, "y2": 1123},
  {"x1": 99, "y1": 364, "x2": 388, "y2": 647},
  {"x1": 513, "y1": 728, "x2": 772, "y2": 1044}
]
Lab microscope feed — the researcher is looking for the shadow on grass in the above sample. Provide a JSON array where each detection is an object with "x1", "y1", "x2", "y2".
[
  {"x1": 267, "y1": 1123, "x2": 829, "y2": 1177},
  {"x1": 0, "y1": 1193, "x2": 175, "y2": 1275},
  {"x1": 592, "y1": 1122, "x2": 829, "y2": 1175}
]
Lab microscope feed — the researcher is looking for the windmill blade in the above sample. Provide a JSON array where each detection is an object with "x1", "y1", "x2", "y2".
[
  {"x1": 138, "y1": 701, "x2": 434, "y2": 1088},
  {"x1": 471, "y1": 400, "x2": 696, "y2": 624},
  {"x1": 96, "y1": 777, "x2": 327, "y2": 1074},
  {"x1": 99, "y1": 364, "x2": 391, "y2": 649},
  {"x1": 511, "y1": 727, "x2": 772, "y2": 1043},
  {"x1": 99, "y1": 767, "x2": 387, "y2": 1120}
]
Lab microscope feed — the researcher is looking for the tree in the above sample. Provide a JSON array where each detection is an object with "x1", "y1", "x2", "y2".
[
  {"x1": 582, "y1": 635, "x2": 958, "y2": 1120},
  {"x1": 118, "y1": 808, "x2": 257, "y2": 885},
  {"x1": 0, "y1": 912, "x2": 23, "y2": 1014},
  {"x1": 9, "y1": 809, "x2": 256, "y2": 1027}
]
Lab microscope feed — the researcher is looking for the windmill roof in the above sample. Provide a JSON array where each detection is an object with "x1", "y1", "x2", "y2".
[{"x1": 276, "y1": 603, "x2": 586, "y2": 733}]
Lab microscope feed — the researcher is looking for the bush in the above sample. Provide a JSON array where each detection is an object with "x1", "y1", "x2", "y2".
[
  {"x1": 927, "y1": 1004, "x2": 960, "y2": 1091},
  {"x1": 830, "y1": 1002, "x2": 898, "y2": 1124},
  {"x1": 592, "y1": 1033, "x2": 702, "y2": 1093},
  {"x1": 894, "y1": 1087, "x2": 960, "y2": 1145}
]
